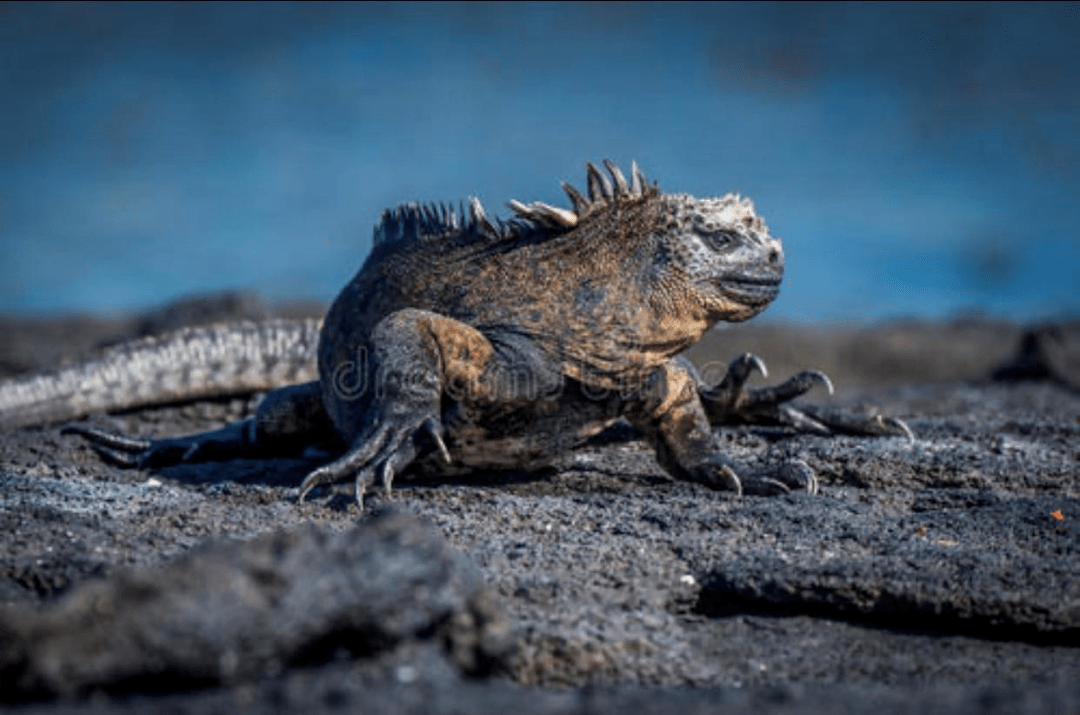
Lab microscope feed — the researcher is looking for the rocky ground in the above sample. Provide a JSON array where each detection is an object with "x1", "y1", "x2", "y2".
[{"x1": 0, "y1": 295, "x2": 1077, "y2": 714}]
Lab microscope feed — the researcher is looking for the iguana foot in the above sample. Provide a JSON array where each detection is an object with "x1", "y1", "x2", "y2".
[
  {"x1": 64, "y1": 420, "x2": 257, "y2": 468},
  {"x1": 65, "y1": 381, "x2": 332, "y2": 469},
  {"x1": 797, "y1": 404, "x2": 914, "y2": 442},
  {"x1": 699, "y1": 353, "x2": 913, "y2": 441},
  {"x1": 298, "y1": 417, "x2": 449, "y2": 505}
]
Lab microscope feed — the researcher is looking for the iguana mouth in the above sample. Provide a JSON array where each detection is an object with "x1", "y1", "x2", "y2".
[{"x1": 719, "y1": 275, "x2": 782, "y2": 305}]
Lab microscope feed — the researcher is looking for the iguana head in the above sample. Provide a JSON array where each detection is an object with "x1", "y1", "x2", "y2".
[
  {"x1": 507, "y1": 161, "x2": 784, "y2": 325},
  {"x1": 657, "y1": 192, "x2": 784, "y2": 323}
]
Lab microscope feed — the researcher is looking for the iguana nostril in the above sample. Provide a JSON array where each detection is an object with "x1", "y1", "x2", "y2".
[{"x1": 768, "y1": 249, "x2": 780, "y2": 264}]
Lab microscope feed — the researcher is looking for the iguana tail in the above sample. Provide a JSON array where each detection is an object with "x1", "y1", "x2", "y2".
[{"x1": 0, "y1": 319, "x2": 322, "y2": 430}]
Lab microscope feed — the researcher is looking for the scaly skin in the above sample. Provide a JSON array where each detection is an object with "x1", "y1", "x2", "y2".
[
  {"x1": 0, "y1": 320, "x2": 321, "y2": 431},
  {"x1": 1, "y1": 161, "x2": 911, "y2": 503}
]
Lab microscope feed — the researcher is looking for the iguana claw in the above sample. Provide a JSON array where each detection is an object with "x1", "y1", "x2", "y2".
[
  {"x1": 884, "y1": 416, "x2": 915, "y2": 444},
  {"x1": 423, "y1": 417, "x2": 453, "y2": 464},
  {"x1": 740, "y1": 459, "x2": 819, "y2": 496}
]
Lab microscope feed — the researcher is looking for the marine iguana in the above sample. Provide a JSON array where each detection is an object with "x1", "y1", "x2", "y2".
[{"x1": 0, "y1": 161, "x2": 910, "y2": 502}]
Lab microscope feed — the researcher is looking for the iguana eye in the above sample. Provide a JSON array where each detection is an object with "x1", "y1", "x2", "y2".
[{"x1": 697, "y1": 229, "x2": 733, "y2": 252}]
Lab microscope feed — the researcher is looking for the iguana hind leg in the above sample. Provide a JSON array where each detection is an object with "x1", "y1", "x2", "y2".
[{"x1": 68, "y1": 381, "x2": 333, "y2": 468}]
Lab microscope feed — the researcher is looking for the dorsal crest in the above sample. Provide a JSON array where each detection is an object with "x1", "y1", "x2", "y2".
[{"x1": 372, "y1": 160, "x2": 659, "y2": 248}]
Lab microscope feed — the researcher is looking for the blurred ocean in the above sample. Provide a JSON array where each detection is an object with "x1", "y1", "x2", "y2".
[{"x1": 1, "y1": 2, "x2": 1077, "y2": 322}]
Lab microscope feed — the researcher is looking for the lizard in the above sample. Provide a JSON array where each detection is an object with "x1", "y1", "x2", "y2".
[{"x1": 0, "y1": 160, "x2": 911, "y2": 503}]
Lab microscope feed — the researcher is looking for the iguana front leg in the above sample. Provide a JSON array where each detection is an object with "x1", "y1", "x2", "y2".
[
  {"x1": 626, "y1": 361, "x2": 818, "y2": 496},
  {"x1": 685, "y1": 354, "x2": 913, "y2": 440},
  {"x1": 299, "y1": 308, "x2": 499, "y2": 504}
]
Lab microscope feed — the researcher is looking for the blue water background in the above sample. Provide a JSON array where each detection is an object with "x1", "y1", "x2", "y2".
[{"x1": 1, "y1": 2, "x2": 1077, "y2": 322}]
